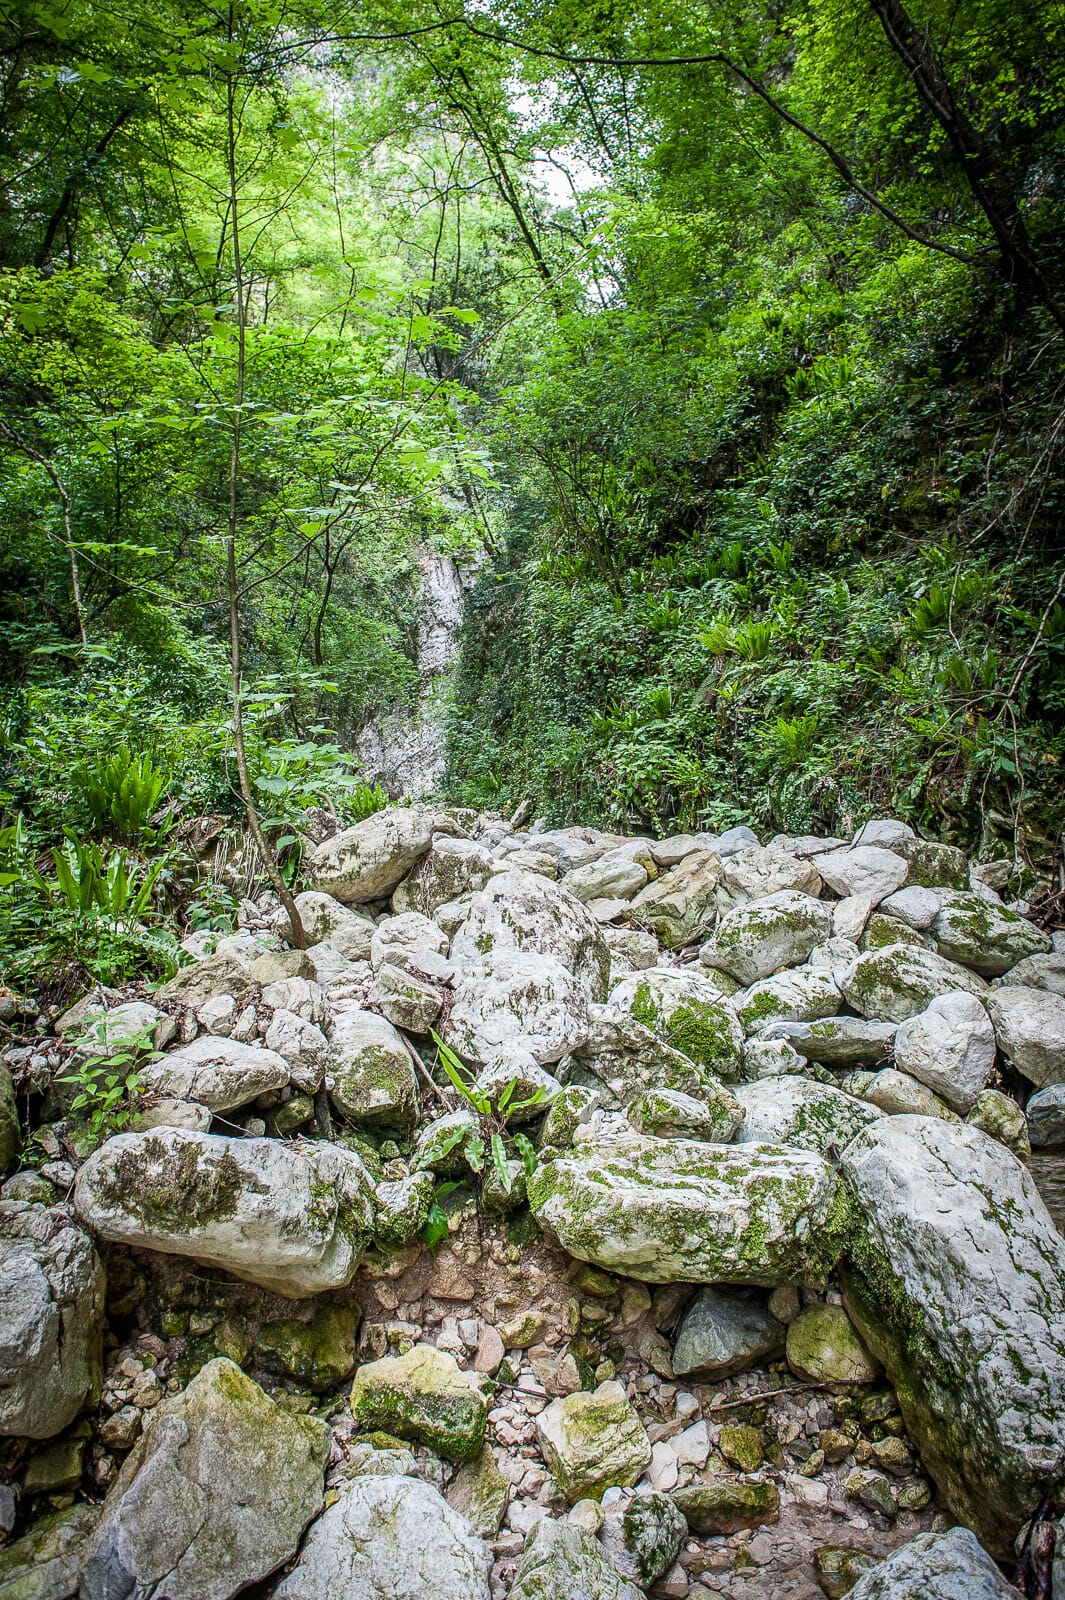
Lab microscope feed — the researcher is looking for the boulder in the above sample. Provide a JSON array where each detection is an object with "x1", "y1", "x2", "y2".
[
  {"x1": 264, "y1": 1008, "x2": 329, "y2": 1093},
  {"x1": 566, "y1": 1006, "x2": 736, "y2": 1110},
  {"x1": 328, "y1": 1010, "x2": 418, "y2": 1126},
  {"x1": 993, "y1": 951, "x2": 1065, "y2": 998},
  {"x1": 709, "y1": 892, "x2": 833, "y2": 985},
  {"x1": 841, "y1": 944, "x2": 987, "y2": 1022},
  {"x1": 565, "y1": 849, "x2": 649, "y2": 904},
  {"x1": 139, "y1": 1036, "x2": 289, "y2": 1112},
  {"x1": 966, "y1": 1088, "x2": 1031, "y2": 1159},
  {"x1": 447, "y1": 951, "x2": 591, "y2": 1066},
  {"x1": 627, "y1": 851, "x2": 721, "y2": 947},
  {"x1": 510, "y1": 1517, "x2": 643, "y2": 1600},
  {"x1": 260, "y1": 975, "x2": 330, "y2": 1026},
  {"x1": 445, "y1": 1448, "x2": 511, "y2": 1537},
  {"x1": 670, "y1": 1480, "x2": 779, "y2": 1536},
  {"x1": 717, "y1": 845, "x2": 823, "y2": 911},
  {"x1": 0, "y1": 1063, "x2": 18, "y2": 1176},
  {"x1": 80, "y1": 1358, "x2": 328, "y2": 1600},
  {"x1": 257, "y1": 1306, "x2": 360, "y2": 1391},
  {"x1": 74, "y1": 1129, "x2": 374, "y2": 1296},
  {"x1": 598, "y1": 1492, "x2": 686, "y2": 1587},
  {"x1": 879, "y1": 885, "x2": 952, "y2": 930},
  {"x1": 529, "y1": 1118, "x2": 849, "y2": 1285},
  {"x1": 888, "y1": 837, "x2": 970, "y2": 891},
  {"x1": 1026, "y1": 1083, "x2": 1065, "y2": 1148},
  {"x1": 0, "y1": 1202, "x2": 104, "y2": 1439},
  {"x1": 373, "y1": 961, "x2": 443, "y2": 1033},
  {"x1": 350, "y1": 1344, "x2": 488, "y2": 1461},
  {"x1": 626, "y1": 1086, "x2": 741, "y2": 1143},
  {"x1": 734, "y1": 1078, "x2": 880, "y2": 1157},
  {"x1": 370, "y1": 911, "x2": 448, "y2": 969},
  {"x1": 811, "y1": 846, "x2": 908, "y2": 906},
  {"x1": 392, "y1": 835, "x2": 495, "y2": 916},
  {"x1": 278, "y1": 890, "x2": 374, "y2": 959},
  {"x1": 844, "y1": 1526, "x2": 1021, "y2": 1599},
  {"x1": 451, "y1": 869, "x2": 609, "y2": 999},
  {"x1": 770, "y1": 1015, "x2": 897, "y2": 1067},
  {"x1": 931, "y1": 894, "x2": 1050, "y2": 976},
  {"x1": 607, "y1": 971, "x2": 744, "y2": 1081},
  {"x1": 860, "y1": 1068, "x2": 959, "y2": 1121},
  {"x1": 157, "y1": 946, "x2": 257, "y2": 1008},
  {"x1": 786, "y1": 1304, "x2": 881, "y2": 1384},
  {"x1": 535, "y1": 1381, "x2": 651, "y2": 1502},
  {"x1": 736, "y1": 967, "x2": 841, "y2": 1035},
  {"x1": 841, "y1": 1115, "x2": 1065, "y2": 1553},
  {"x1": 671, "y1": 1286, "x2": 786, "y2": 1379},
  {"x1": 375, "y1": 1171, "x2": 435, "y2": 1248},
  {"x1": 308, "y1": 807, "x2": 435, "y2": 902},
  {"x1": 0, "y1": 1503, "x2": 99, "y2": 1600},
  {"x1": 603, "y1": 927, "x2": 659, "y2": 974},
  {"x1": 65, "y1": 999, "x2": 173, "y2": 1056},
  {"x1": 273, "y1": 1474, "x2": 491, "y2": 1600},
  {"x1": 986, "y1": 986, "x2": 1065, "y2": 1087},
  {"x1": 893, "y1": 993, "x2": 996, "y2": 1112},
  {"x1": 853, "y1": 820, "x2": 915, "y2": 847}
]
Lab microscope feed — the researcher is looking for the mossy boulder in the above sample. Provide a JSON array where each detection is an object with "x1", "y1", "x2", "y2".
[
  {"x1": 328, "y1": 1010, "x2": 419, "y2": 1127},
  {"x1": 257, "y1": 1306, "x2": 360, "y2": 1391},
  {"x1": 307, "y1": 805, "x2": 435, "y2": 903},
  {"x1": 0, "y1": 1504, "x2": 99, "y2": 1600},
  {"x1": 841, "y1": 1527, "x2": 1019, "y2": 1598},
  {"x1": 510, "y1": 1517, "x2": 643, "y2": 1600},
  {"x1": 735, "y1": 1078, "x2": 880, "y2": 1158},
  {"x1": 671, "y1": 1479, "x2": 779, "y2": 1535},
  {"x1": 350, "y1": 1344, "x2": 488, "y2": 1461},
  {"x1": 599, "y1": 1491, "x2": 687, "y2": 1586},
  {"x1": 451, "y1": 867, "x2": 610, "y2": 1000},
  {"x1": 737, "y1": 967, "x2": 841, "y2": 1036},
  {"x1": 786, "y1": 1304, "x2": 882, "y2": 1385},
  {"x1": 627, "y1": 850, "x2": 721, "y2": 947},
  {"x1": 528, "y1": 1118, "x2": 851, "y2": 1285},
  {"x1": 709, "y1": 891, "x2": 833, "y2": 985},
  {"x1": 932, "y1": 893, "x2": 1050, "y2": 977},
  {"x1": 841, "y1": 944, "x2": 987, "y2": 1023},
  {"x1": 626, "y1": 1085, "x2": 742, "y2": 1143},
  {"x1": 812, "y1": 1545, "x2": 882, "y2": 1598},
  {"x1": 608, "y1": 971, "x2": 745, "y2": 1082},
  {"x1": 719, "y1": 1423, "x2": 764, "y2": 1472},
  {"x1": 0, "y1": 1062, "x2": 19, "y2": 1176},
  {"x1": 445, "y1": 1447, "x2": 511, "y2": 1537},
  {"x1": 535, "y1": 1380, "x2": 651, "y2": 1501},
  {"x1": 888, "y1": 837, "x2": 970, "y2": 890},
  {"x1": 966, "y1": 1088, "x2": 1031, "y2": 1158},
  {"x1": 375, "y1": 1170, "x2": 435, "y2": 1248}
]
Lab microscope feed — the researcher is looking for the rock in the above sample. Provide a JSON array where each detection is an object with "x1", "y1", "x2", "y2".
[
  {"x1": 412, "y1": 1107, "x2": 480, "y2": 1174},
  {"x1": 931, "y1": 894, "x2": 1050, "y2": 976},
  {"x1": 734, "y1": 1078, "x2": 880, "y2": 1157},
  {"x1": 529, "y1": 1119, "x2": 849, "y2": 1285},
  {"x1": 264, "y1": 1008, "x2": 329, "y2": 1092},
  {"x1": 375, "y1": 1171, "x2": 434, "y2": 1248},
  {"x1": 986, "y1": 986, "x2": 1065, "y2": 1087},
  {"x1": 861, "y1": 912, "x2": 931, "y2": 952},
  {"x1": 0, "y1": 1503, "x2": 99, "y2": 1600},
  {"x1": 853, "y1": 820, "x2": 915, "y2": 847},
  {"x1": 81, "y1": 1358, "x2": 328, "y2": 1600},
  {"x1": 737, "y1": 967, "x2": 841, "y2": 1035},
  {"x1": 671, "y1": 1480, "x2": 779, "y2": 1535},
  {"x1": 275, "y1": 1475, "x2": 491, "y2": 1600},
  {"x1": 603, "y1": 927, "x2": 660, "y2": 974},
  {"x1": 23, "y1": 1434, "x2": 88, "y2": 1493},
  {"x1": 249, "y1": 946, "x2": 317, "y2": 986},
  {"x1": 893, "y1": 993, "x2": 996, "y2": 1112},
  {"x1": 743, "y1": 1035, "x2": 807, "y2": 1078},
  {"x1": 472, "y1": 1055, "x2": 561, "y2": 1119},
  {"x1": 565, "y1": 849, "x2": 649, "y2": 904},
  {"x1": 393, "y1": 834, "x2": 495, "y2": 917},
  {"x1": 535, "y1": 1381, "x2": 651, "y2": 1502},
  {"x1": 843, "y1": 1526, "x2": 1021, "y2": 1598},
  {"x1": 258, "y1": 1306, "x2": 360, "y2": 1390},
  {"x1": 1026, "y1": 1083, "x2": 1065, "y2": 1148},
  {"x1": 812, "y1": 1544, "x2": 882, "y2": 1599},
  {"x1": 889, "y1": 837, "x2": 970, "y2": 891},
  {"x1": 709, "y1": 891, "x2": 834, "y2": 984},
  {"x1": 0, "y1": 1065, "x2": 18, "y2": 1176},
  {"x1": 966, "y1": 1088, "x2": 1030, "y2": 1158},
  {"x1": 607, "y1": 971, "x2": 745, "y2": 1081},
  {"x1": 786, "y1": 1304, "x2": 882, "y2": 1384},
  {"x1": 452, "y1": 869, "x2": 609, "y2": 999},
  {"x1": 626, "y1": 1086, "x2": 741, "y2": 1143},
  {"x1": 541, "y1": 1084, "x2": 600, "y2": 1148},
  {"x1": 260, "y1": 975, "x2": 330, "y2": 1026},
  {"x1": 717, "y1": 845, "x2": 823, "y2": 912},
  {"x1": 350, "y1": 1344, "x2": 488, "y2": 1461},
  {"x1": 672, "y1": 1286, "x2": 785, "y2": 1378},
  {"x1": 1, "y1": 1205, "x2": 101, "y2": 1445},
  {"x1": 879, "y1": 885, "x2": 953, "y2": 930},
  {"x1": 841, "y1": 945, "x2": 987, "y2": 1022},
  {"x1": 833, "y1": 894, "x2": 874, "y2": 942},
  {"x1": 446, "y1": 1448, "x2": 510, "y2": 1537},
  {"x1": 599, "y1": 1491, "x2": 686, "y2": 1586},
  {"x1": 841, "y1": 1115, "x2": 1065, "y2": 1553},
  {"x1": 370, "y1": 910, "x2": 449, "y2": 969},
  {"x1": 811, "y1": 847, "x2": 908, "y2": 905},
  {"x1": 373, "y1": 961, "x2": 443, "y2": 1032},
  {"x1": 843, "y1": 1468, "x2": 895, "y2": 1515},
  {"x1": 772, "y1": 1016, "x2": 898, "y2": 1067},
  {"x1": 67, "y1": 999, "x2": 173, "y2": 1056},
  {"x1": 719, "y1": 1421, "x2": 763, "y2": 1472},
  {"x1": 278, "y1": 889, "x2": 375, "y2": 959},
  {"x1": 196, "y1": 994, "x2": 237, "y2": 1035},
  {"x1": 328, "y1": 1010, "x2": 418, "y2": 1126},
  {"x1": 993, "y1": 951, "x2": 1065, "y2": 998},
  {"x1": 156, "y1": 946, "x2": 257, "y2": 1008},
  {"x1": 308, "y1": 807, "x2": 435, "y2": 903},
  {"x1": 139, "y1": 1036, "x2": 289, "y2": 1112},
  {"x1": 75, "y1": 1128, "x2": 374, "y2": 1296},
  {"x1": 510, "y1": 1516, "x2": 643, "y2": 1600},
  {"x1": 447, "y1": 951, "x2": 591, "y2": 1065},
  {"x1": 650, "y1": 833, "x2": 706, "y2": 866},
  {"x1": 860, "y1": 1068, "x2": 959, "y2": 1120},
  {"x1": 627, "y1": 851, "x2": 721, "y2": 947}
]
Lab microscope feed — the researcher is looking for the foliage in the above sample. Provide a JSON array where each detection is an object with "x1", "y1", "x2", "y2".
[
  {"x1": 58, "y1": 1023, "x2": 159, "y2": 1150},
  {"x1": 429, "y1": 1032, "x2": 548, "y2": 1197},
  {"x1": 81, "y1": 746, "x2": 172, "y2": 844}
]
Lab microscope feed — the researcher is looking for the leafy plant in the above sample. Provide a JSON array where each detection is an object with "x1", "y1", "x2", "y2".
[
  {"x1": 59, "y1": 1021, "x2": 159, "y2": 1149},
  {"x1": 429, "y1": 1032, "x2": 550, "y2": 1197},
  {"x1": 80, "y1": 745, "x2": 172, "y2": 843}
]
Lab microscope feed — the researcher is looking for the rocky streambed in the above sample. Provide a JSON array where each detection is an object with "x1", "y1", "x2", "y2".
[{"x1": 2, "y1": 803, "x2": 1065, "y2": 1599}]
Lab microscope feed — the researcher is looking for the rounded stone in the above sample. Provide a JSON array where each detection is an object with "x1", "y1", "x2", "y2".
[{"x1": 786, "y1": 1304, "x2": 882, "y2": 1385}]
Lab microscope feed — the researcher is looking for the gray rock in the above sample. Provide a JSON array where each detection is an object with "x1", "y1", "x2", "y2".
[
  {"x1": 852, "y1": 820, "x2": 915, "y2": 848},
  {"x1": 932, "y1": 894, "x2": 1050, "y2": 976},
  {"x1": 626, "y1": 1086, "x2": 741, "y2": 1143},
  {"x1": 717, "y1": 845, "x2": 823, "y2": 913},
  {"x1": 879, "y1": 885, "x2": 953, "y2": 930},
  {"x1": 709, "y1": 891, "x2": 833, "y2": 985},
  {"x1": 308, "y1": 807, "x2": 435, "y2": 903},
  {"x1": 841, "y1": 944, "x2": 987, "y2": 1022},
  {"x1": 767, "y1": 1015, "x2": 898, "y2": 1067},
  {"x1": 260, "y1": 975, "x2": 330, "y2": 1026},
  {"x1": 473, "y1": 1056, "x2": 562, "y2": 1120},
  {"x1": 328, "y1": 1010, "x2": 418, "y2": 1126},
  {"x1": 842, "y1": 1116, "x2": 1065, "y2": 1554},
  {"x1": 369, "y1": 911, "x2": 448, "y2": 971},
  {"x1": 627, "y1": 851, "x2": 721, "y2": 947},
  {"x1": 373, "y1": 961, "x2": 443, "y2": 1033},
  {"x1": 598, "y1": 1492, "x2": 686, "y2": 1587},
  {"x1": 606, "y1": 972, "x2": 745, "y2": 1082},
  {"x1": 889, "y1": 837, "x2": 970, "y2": 891},
  {"x1": 0, "y1": 1064, "x2": 18, "y2": 1176},
  {"x1": 131, "y1": 1097, "x2": 212, "y2": 1134},
  {"x1": 860, "y1": 1067, "x2": 959, "y2": 1120},
  {"x1": 0, "y1": 1503, "x2": 99, "y2": 1600},
  {"x1": 451, "y1": 869, "x2": 609, "y2": 1000},
  {"x1": 993, "y1": 951, "x2": 1065, "y2": 998},
  {"x1": 447, "y1": 951, "x2": 591, "y2": 1065},
  {"x1": 264, "y1": 1008, "x2": 329, "y2": 1092},
  {"x1": 74, "y1": 1129, "x2": 374, "y2": 1296},
  {"x1": 986, "y1": 986, "x2": 1065, "y2": 1087},
  {"x1": 392, "y1": 835, "x2": 495, "y2": 917},
  {"x1": 529, "y1": 1116, "x2": 847, "y2": 1285},
  {"x1": 734, "y1": 1077, "x2": 880, "y2": 1156},
  {"x1": 536, "y1": 1382, "x2": 651, "y2": 1502},
  {"x1": 672, "y1": 1286, "x2": 785, "y2": 1379},
  {"x1": 810, "y1": 846, "x2": 908, "y2": 906},
  {"x1": 567, "y1": 1003, "x2": 740, "y2": 1107},
  {"x1": 844, "y1": 1526, "x2": 1021, "y2": 1599},
  {"x1": 81, "y1": 1358, "x2": 328, "y2": 1600},
  {"x1": 967, "y1": 1089, "x2": 1031, "y2": 1159},
  {"x1": 893, "y1": 993, "x2": 996, "y2": 1112},
  {"x1": 277, "y1": 890, "x2": 375, "y2": 959},
  {"x1": 157, "y1": 946, "x2": 257, "y2": 1008},
  {"x1": 139, "y1": 1036, "x2": 289, "y2": 1112},
  {"x1": 510, "y1": 1516, "x2": 643, "y2": 1600},
  {"x1": 736, "y1": 967, "x2": 841, "y2": 1035},
  {"x1": 565, "y1": 849, "x2": 649, "y2": 904},
  {"x1": 274, "y1": 1474, "x2": 491, "y2": 1600},
  {"x1": 602, "y1": 927, "x2": 659, "y2": 974},
  {"x1": 0, "y1": 1202, "x2": 104, "y2": 1439},
  {"x1": 1026, "y1": 1083, "x2": 1065, "y2": 1148}
]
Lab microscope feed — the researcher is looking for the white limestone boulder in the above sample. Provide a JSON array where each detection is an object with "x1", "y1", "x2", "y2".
[
  {"x1": 893, "y1": 993, "x2": 996, "y2": 1112},
  {"x1": 308, "y1": 807, "x2": 435, "y2": 903},
  {"x1": 139, "y1": 1036, "x2": 289, "y2": 1113}
]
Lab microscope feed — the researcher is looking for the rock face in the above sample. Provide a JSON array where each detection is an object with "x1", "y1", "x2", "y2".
[
  {"x1": 843, "y1": 1526, "x2": 1022, "y2": 1599},
  {"x1": 710, "y1": 892, "x2": 833, "y2": 985},
  {"x1": 274, "y1": 1474, "x2": 491, "y2": 1600},
  {"x1": 0, "y1": 1202, "x2": 104, "y2": 1439},
  {"x1": 529, "y1": 1119, "x2": 849, "y2": 1285},
  {"x1": 328, "y1": 1010, "x2": 418, "y2": 1126},
  {"x1": 447, "y1": 952, "x2": 591, "y2": 1065},
  {"x1": 139, "y1": 1035, "x2": 289, "y2": 1112},
  {"x1": 892, "y1": 993, "x2": 996, "y2": 1112},
  {"x1": 74, "y1": 1129, "x2": 375, "y2": 1297},
  {"x1": 308, "y1": 807, "x2": 435, "y2": 902},
  {"x1": 841, "y1": 1116, "x2": 1065, "y2": 1553},
  {"x1": 349, "y1": 1344, "x2": 488, "y2": 1461},
  {"x1": 535, "y1": 1381, "x2": 651, "y2": 1501},
  {"x1": 451, "y1": 869, "x2": 610, "y2": 1000},
  {"x1": 986, "y1": 985, "x2": 1065, "y2": 1087},
  {"x1": 509, "y1": 1516, "x2": 644, "y2": 1600},
  {"x1": 80, "y1": 1358, "x2": 329, "y2": 1600}
]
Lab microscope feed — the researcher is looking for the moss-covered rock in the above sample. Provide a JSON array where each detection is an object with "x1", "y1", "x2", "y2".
[
  {"x1": 535, "y1": 1380, "x2": 651, "y2": 1502},
  {"x1": 932, "y1": 893, "x2": 1050, "y2": 976},
  {"x1": 258, "y1": 1306, "x2": 360, "y2": 1391},
  {"x1": 671, "y1": 1479, "x2": 779, "y2": 1535},
  {"x1": 445, "y1": 1446, "x2": 511, "y2": 1537},
  {"x1": 786, "y1": 1304, "x2": 882, "y2": 1385},
  {"x1": 349, "y1": 1343, "x2": 488, "y2": 1461},
  {"x1": 626, "y1": 850, "x2": 721, "y2": 947},
  {"x1": 719, "y1": 1423, "x2": 764, "y2": 1472},
  {"x1": 735, "y1": 1078, "x2": 880, "y2": 1158},
  {"x1": 599, "y1": 1491, "x2": 687, "y2": 1586},
  {"x1": 889, "y1": 837, "x2": 970, "y2": 891},
  {"x1": 0, "y1": 1062, "x2": 19, "y2": 1176},
  {"x1": 709, "y1": 891, "x2": 833, "y2": 985},
  {"x1": 510, "y1": 1517, "x2": 643, "y2": 1600},
  {"x1": 841, "y1": 944, "x2": 987, "y2": 1023},
  {"x1": 328, "y1": 1009, "x2": 419, "y2": 1127},
  {"x1": 626, "y1": 1084, "x2": 742, "y2": 1143},
  {"x1": 0, "y1": 1504, "x2": 99, "y2": 1600}
]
